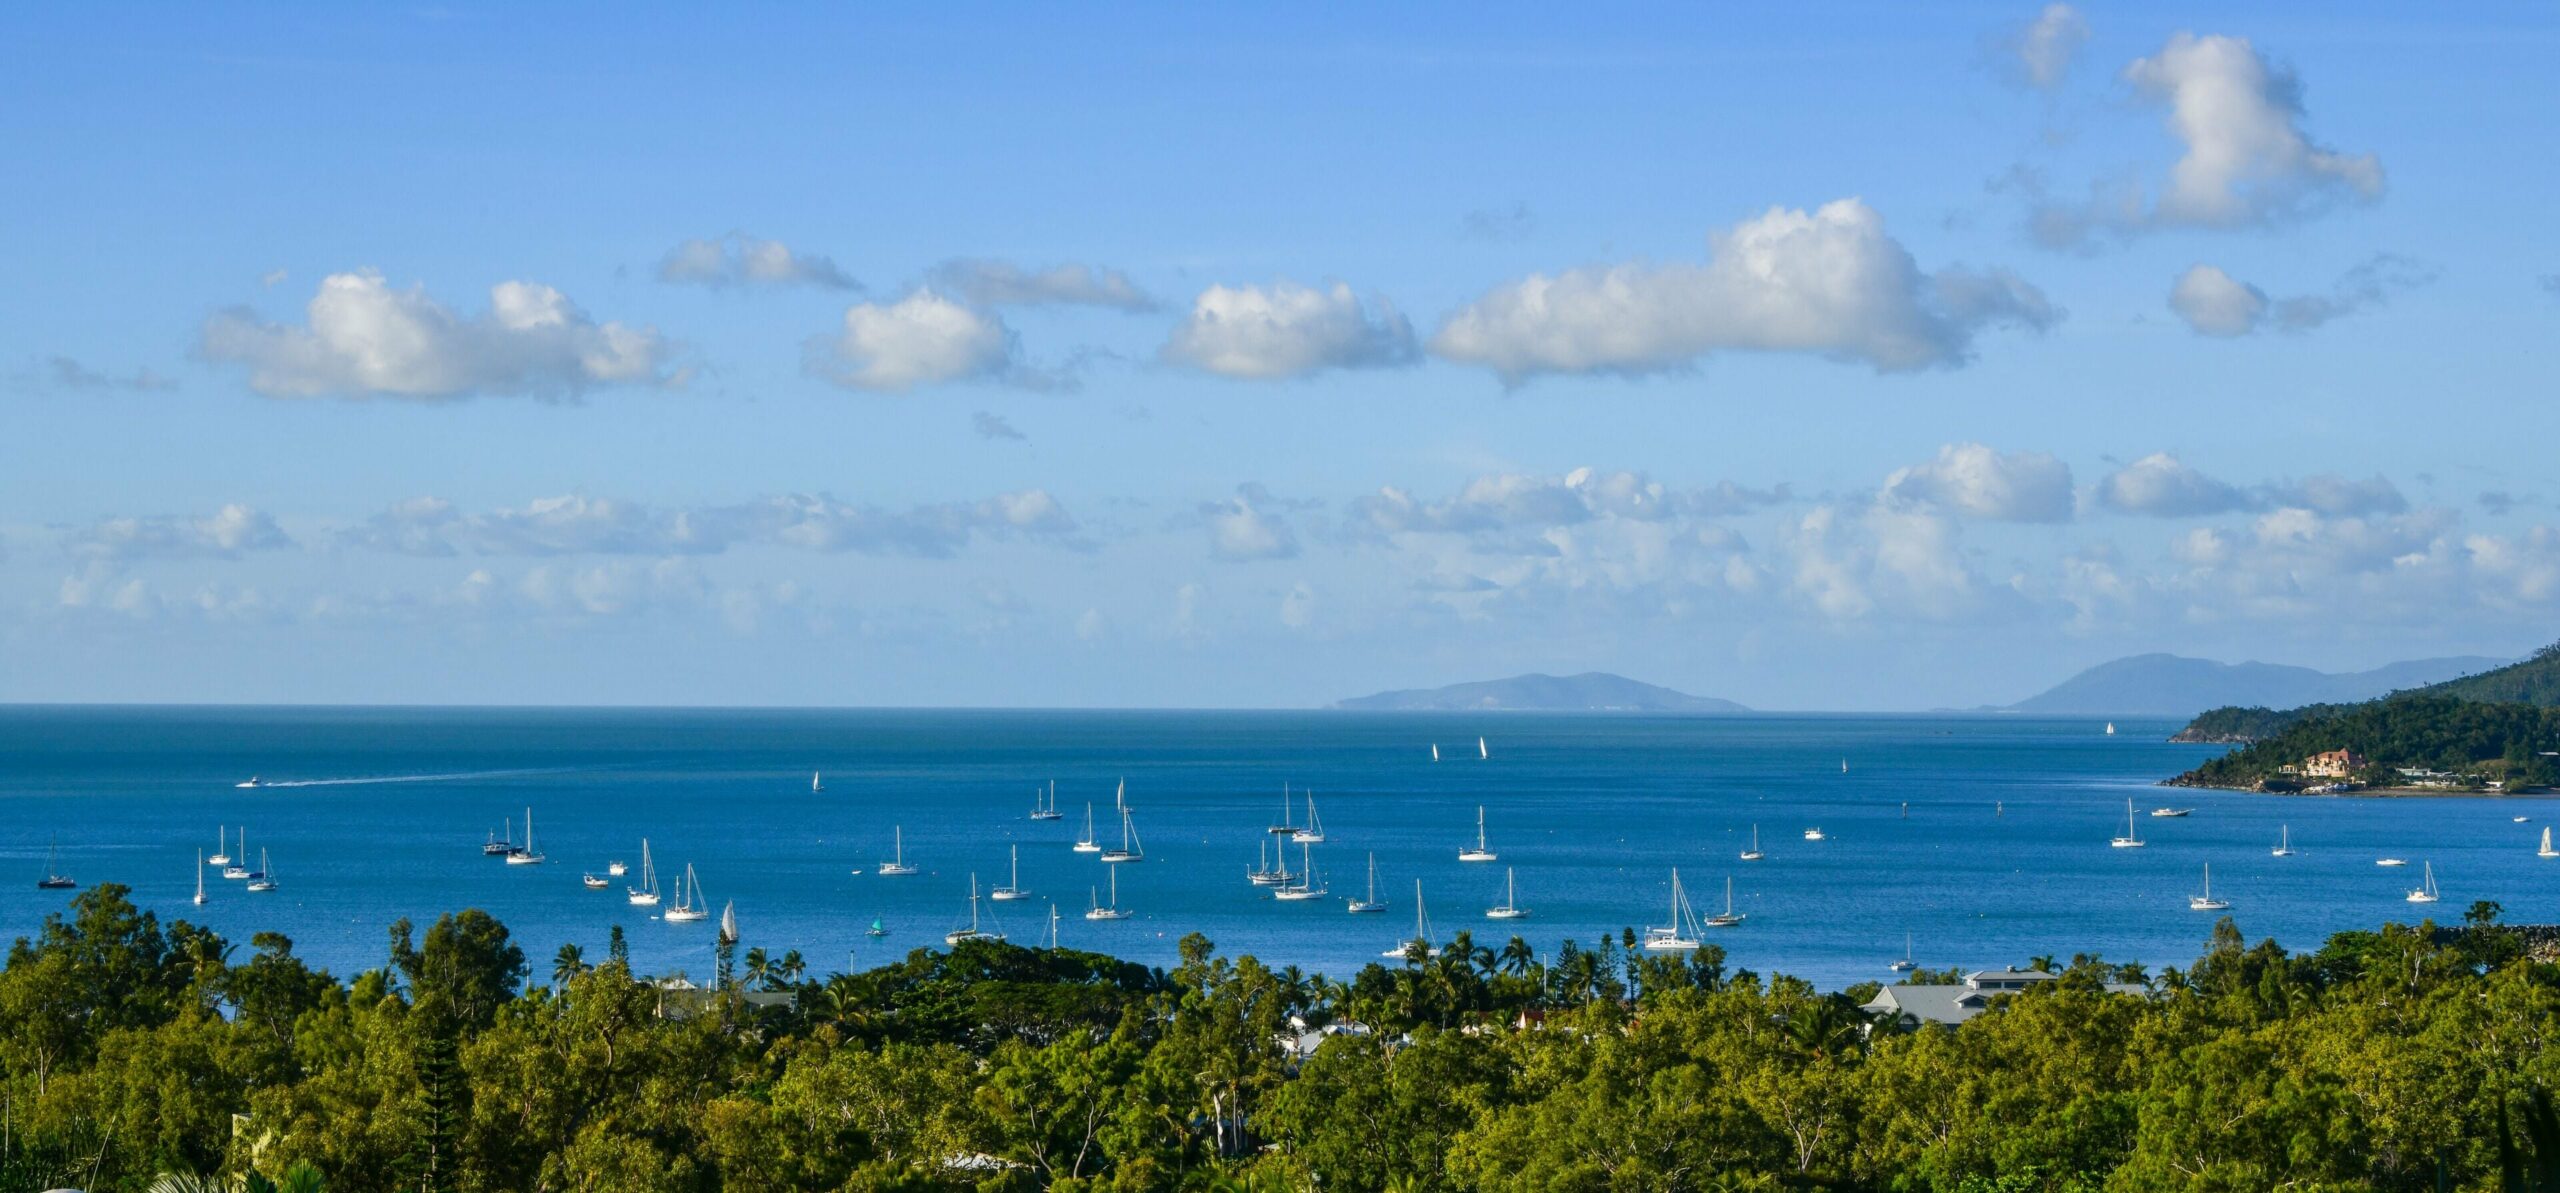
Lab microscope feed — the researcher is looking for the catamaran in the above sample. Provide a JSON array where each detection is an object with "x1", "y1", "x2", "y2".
[
  {"x1": 1703, "y1": 875, "x2": 1745, "y2": 927},
  {"x1": 37, "y1": 839, "x2": 74, "y2": 891},
  {"x1": 945, "y1": 874, "x2": 1005, "y2": 943},
  {"x1": 664, "y1": 864, "x2": 710, "y2": 922},
  {"x1": 2273, "y1": 826, "x2": 2296, "y2": 857},
  {"x1": 245, "y1": 849, "x2": 277, "y2": 893},
  {"x1": 2189, "y1": 863, "x2": 2230, "y2": 911},
  {"x1": 991, "y1": 845, "x2": 1031, "y2": 901},
  {"x1": 1247, "y1": 837, "x2": 1296, "y2": 887},
  {"x1": 1740, "y1": 824, "x2": 1764, "y2": 861},
  {"x1": 1291, "y1": 790, "x2": 1325, "y2": 844},
  {"x1": 1347, "y1": 852, "x2": 1388, "y2": 913},
  {"x1": 1100, "y1": 807, "x2": 1143, "y2": 863},
  {"x1": 2406, "y1": 862, "x2": 2441, "y2": 904},
  {"x1": 1085, "y1": 866, "x2": 1130, "y2": 920},
  {"x1": 1644, "y1": 869, "x2": 1704, "y2": 951},
  {"x1": 1485, "y1": 867, "x2": 1529, "y2": 919},
  {"x1": 877, "y1": 826, "x2": 919, "y2": 876},
  {"x1": 1383, "y1": 880, "x2": 1438, "y2": 958},
  {"x1": 2542, "y1": 827, "x2": 2558, "y2": 859},
  {"x1": 2110, "y1": 798, "x2": 2145, "y2": 848},
  {"x1": 505, "y1": 807, "x2": 545, "y2": 865},
  {"x1": 1073, "y1": 804, "x2": 1102, "y2": 853},
  {"x1": 1030, "y1": 781, "x2": 1064, "y2": 821},
  {"x1": 1890, "y1": 933, "x2": 1916, "y2": 973},
  {"x1": 627, "y1": 840, "x2": 662, "y2": 906},
  {"x1": 1273, "y1": 841, "x2": 1326, "y2": 900},
  {"x1": 1458, "y1": 806, "x2": 1497, "y2": 862},
  {"x1": 193, "y1": 851, "x2": 208, "y2": 905},
  {"x1": 208, "y1": 827, "x2": 232, "y2": 868}
]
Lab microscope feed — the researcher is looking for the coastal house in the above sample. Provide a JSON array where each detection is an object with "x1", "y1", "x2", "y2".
[
  {"x1": 651, "y1": 973, "x2": 797, "y2": 1019},
  {"x1": 2303, "y1": 749, "x2": 2365, "y2": 780},
  {"x1": 1863, "y1": 969, "x2": 2143, "y2": 1027}
]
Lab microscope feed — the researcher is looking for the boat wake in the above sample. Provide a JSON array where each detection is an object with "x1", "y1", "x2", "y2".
[{"x1": 240, "y1": 766, "x2": 581, "y2": 789}]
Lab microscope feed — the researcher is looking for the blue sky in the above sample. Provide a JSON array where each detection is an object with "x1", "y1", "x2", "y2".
[{"x1": 5, "y1": 3, "x2": 2558, "y2": 708}]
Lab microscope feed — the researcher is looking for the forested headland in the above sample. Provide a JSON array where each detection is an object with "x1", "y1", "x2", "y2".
[
  {"x1": 6, "y1": 885, "x2": 2558, "y2": 1191},
  {"x1": 2168, "y1": 695, "x2": 2560, "y2": 790}
]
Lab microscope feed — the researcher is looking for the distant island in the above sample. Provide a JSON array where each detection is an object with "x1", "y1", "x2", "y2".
[
  {"x1": 2166, "y1": 645, "x2": 2560, "y2": 793},
  {"x1": 1332, "y1": 672, "x2": 1748, "y2": 712},
  {"x1": 2000, "y1": 652, "x2": 2508, "y2": 719}
]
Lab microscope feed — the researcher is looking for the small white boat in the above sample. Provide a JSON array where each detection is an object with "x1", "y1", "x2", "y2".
[
  {"x1": 627, "y1": 840, "x2": 662, "y2": 905},
  {"x1": 2375, "y1": 857, "x2": 2408, "y2": 867},
  {"x1": 1030, "y1": 781, "x2": 1064, "y2": 821},
  {"x1": 991, "y1": 845, "x2": 1031, "y2": 901},
  {"x1": 2189, "y1": 863, "x2": 2230, "y2": 911},
  {"x1": 1458, "y1": 805, "x2": 1497, "y2": 862},
  {"x1": 607, "y1": 860, "x2": 628, "y2": 877},
  {"x1": 1484, "y1": 867, "x2": 1529, "y2": 920},
  {"x1": 1072, "y1": 803, "x2": 1102, "y2": 853},
  {"x1": 208, "y1": 827, "x2": 232, "y2": 868},
  {"x1": 1084, "y1": 866, "x2": 1130, "y2": 921},
  {"x1": 1703, "y1": 875, "x2": 1744, "y2": 928},
  {"x1": 236, "y1": 776, "x2": 264, "y2": 789},
  {"x1": 2110, "y1": 798, "x2": 2145, "y2": 849},
  {"x1": 245, "y1": 849, "x2": 277, "y2": 893},
  {"x1": 1643, "y1": 869, "x2": 1703, "y2": 951},
  {"x1": 1383, "y1": 880, "x2": 1438, "y2": 958},
  {"x1": 2541, "y1": 827, "x2": 2558, "y2": 859},
  {"x1": 2406, "y1": 861, "x2": 2440, "y2": 904},
  {"x1": 1801, "y1": 827, "x2": 1825, "y2": 841},
  {"x1": 581, "y1": 873, "x2": 609, "y2": 889},
  {"x1": 945, "y1": 874, "x2": 1006, "y2": 943},
  {"x1": 663, "y1": 864, "x2": 710, "y2": 922},
  {"x1": 1273, "y1": 841, "x2": 1327, "y2": 901},
  {"x1": 1291, "y1": 790, "x2": 1325, "y2": 844},
  {"x1": 1100, "y1": 806, "x2": 1144, "y2": 863},
  {"x1": 192, "y1": 851, "x2": 208, "y2": 905},
  {"x1": 2514, "y1": 815, "x2": 2530, "y2": 824},
  {"x1": 504, "y1": 807, "x2": 545, "y2": 865},
  {"x1": 1347, "y1": 852, "x2": 1388, "y2": 913},
  {"x1": 1739, "y1": 824, "x2": 1764, "y2": 861},
  {"x1": 877, "y1": 826, "x2": 919, "y2": 876},
  {"x1": 1889, "y1": 932, "x2": 1916, "y2": 973},
  {"x1": 2272, "y1": 825, "x2": 2295, "y2": 857},
  {"x1": 2150, "y1": 807, "x2": 2193, "y2": 819}
]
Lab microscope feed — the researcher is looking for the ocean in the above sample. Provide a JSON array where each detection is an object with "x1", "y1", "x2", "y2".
[{"x1": 1, "y1": 706, "x2": 2546, "y2": 989}]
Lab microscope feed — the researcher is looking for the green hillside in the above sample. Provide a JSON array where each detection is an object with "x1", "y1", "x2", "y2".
[
  {"x1": 2169, "y1": 642, "x2": 2560, "y2": 743},
  {"x1": 2168, "y1": 695, "x2": 2560, "y2": 790},
  {"x1": 2419, "y1": 642, "x2": 2560, "y2": 704}
]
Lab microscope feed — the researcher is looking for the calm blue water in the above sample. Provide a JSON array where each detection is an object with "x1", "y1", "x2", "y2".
[{"x1": 1, "y1": 707, "x2": 2550, "y2": 989}]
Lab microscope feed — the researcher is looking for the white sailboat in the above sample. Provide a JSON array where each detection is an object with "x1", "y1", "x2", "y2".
[
  {"x1": 1100, "y1": 806, "x2": 1143, "y2": 863},
  {"x1": 223, "y1": 831, "x2": 253, "y2": 880},
  {"x1": 877, "y1": 826, "x2": 919, "y2": 876},
  {"x1": 1247, "y1": 837, "x2": 1295, "y2": 887},
  {"x1": 1266, "y1": 783, "x2": 1298, "y2": 836},
  {"x1": 2109, "y1": 798, "x2": 2145, "y2": 848},
  {"x1": 1431, "y1": 743, "x2": 1440, "y2": 762},
  {"x1": 1890, "y1": 932, "x2": 1916, "y2": 973},
  {"x1": 1644, "y1": 869, "x2": 1704, "y2": 951},
  {"x1": 1073, "y1": 803, "x2": 1102, "y2": 853},
  {"x1": 506, "y1": 807, "x2": 544, "y2": 865},
  {"x1": 991, "y1": 845, "x2": 1031, "y2": 901},
  {"x1": 2105, "y1": 722, "x2": 2116, "y2": 736},
  {"x1": 1030, "y1": 781, "x2": 1064, "y2": 821},
  {"x1": 1291, "y1": 790, "x2": 1325, "y2": 844},
  {"x1": 208, "y1": 827, "x2": 231, "y2": 868},
  {"x1": 582, "y1": 872, "x2": 609, "y2": 889},
  {"x1": 945, "y1": 874, "x2": 1005, "y2": 943},
  {"x1": 627, "y1": 840, "x2": 661, "y2": 906},
  {"x1": 1274, "y1": 841, "x2": 1326, "y2": 900},
  {"x1": 2406, "y1": 861, "x2": 2441, "y2": 904},
  {"x1": 1115, "y1": 778, "x2": 1131, "y2": 814},
  {"x1": 811, "y1": 771, "x2": 824, "y2": 793},
  {"x1": 2541, "y1": 827, "x2": 2558, "y2": 859},
  {"x1": 1485, "y1": 867, "x2": 1529, "y2": 919},
  {"x1": 36, "y1": 838, "x2": 74, "y2": 890},
  {"x1": 1740, "y1": 824, "x2": 1764, "y2": 861},
  {"x1": 193, "y1": 851, "x2": 208, "y2": 905},
  {"x1": 1479, "y1": 736, "x2": 1488, "y2": 760},
  {"x1": 1458, "y1": 805, "x2": 1497, "y2": 862},
  {"x1": 1045, "y1": 904, "x2": 1061, "y2": 948},
  {"x1": 2272, "y1": 825, "x2": 2296, "y2": 857},
  {"x1": 246, "y1": 849, "x2": 277, "y2": 893},
  {"x1": 1703, "y1": 875, "x2": 1745, "y2": 927},
  {"x1": 1347, "y1": 852, "x2": 1388, "y2": 913},
  {"x1": 2189, "y1": 863, "x2": 2230, "y2": 911},
  {"x1": 1383, "y1": 880, "x2": 1438, "y2": 958},
  {"x1": 664, "y1": 864, "x2": 710, "y2": 922},
  {"x1": 1084, "y1": 866, "x2": 1130, "y2": 920}
]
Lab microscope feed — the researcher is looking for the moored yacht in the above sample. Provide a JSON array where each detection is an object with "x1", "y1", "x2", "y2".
[
  {"x1": 877, "y1": 826, "x2": 919, "y2": 876},
  {"x1": 2189, "y1": 863, "x2": 2229, "y2": 911},
  {"x1": 2110, "y1": 798, "x2": 2145, "y2": 848},
  {"x1": 945, "y1": 874, "x2": 1005, "y2": 943},
  {"x1": 2406, "y1": 861, "x2": 2441, "y2": 904},
  {"x1": 1346, "y1": 852, "x2": 1388, "y2": 914},
  {"x1": 1085, "y1": 866, "x2": 1130, "y2": 921},
  {"x1": 1383, "y1": 880, "x2": 1438, "y2": 958},
  {"x1": 1644, "y1": 869, "x2": 1704, "y2": 951},
  {"x1": 1458, "y1": 806, "x2": 1497, "y2": 862},
  {"x1": 1703, "y1": 875, "x2": 1744, "y2": 928},
  {"x1": 991, "y1": 845, "x2": 1031, "y2": 901},
  {"x1": 1740, "y1": 824, "x2": 1764, "y2": 861},
  {"x1": 627, "y1": 840, "x2": 662, "y2": 906},
  {"x1": 1484, "y1": 867, "x2": 1529, "y2": 920},
  {"x1": 1273, "y1": 841, "x2": 1326, "y2": 901}
]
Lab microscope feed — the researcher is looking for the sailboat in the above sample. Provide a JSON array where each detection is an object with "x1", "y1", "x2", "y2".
[
  {"x1": 2406, "y1": 862, "x2": 2441, "y2": 904},
  {"x1": 991, "y1": 845, "x2": 1031, "y2": 901},
  {"x1": 1247, "y1": 837, "x2": 1295, "y2": 887},
  {"x1": 208, "y1": 827, "x2": 232, "y2": 868},
  {"x1": 2105, "y1": 722, "x2": 2116, "y2": 736},
  {"x1": 1266, "y1": 784, "x2": 1299, "y2": 836},
  {"x1": 1740, "y1": 824, "x2": 1764, "y2": 861},
  {"x1": 811, "y1": 771, "x2": 824, "y2": 793},
  {"x1": 1643, "y1": 869, "x2": 1704, "y2": 951},
  {"x1": 1703, "y1": 875, "x2": 1745, "y2": 927},
  {"x1": 1073, "y1": 804, "x2": 1102, "y2": 853},
  {"x1": 1291, "y1": 790, "x2": 1325, "y2": 844},
  {"x1": 1479, "y1": 736, "x2": 1488, "y2": 760},
  {"x1": 2541, "y1": 827, "x2": 2558, "y2": 859},
  {"x1": 866, "y1": 917, "x2": 888, "y2": 937},
  {"x1": 506, "y1": 807, "x2": 545, "y2": 865},
  {"x1": 1458, "y1": 806, "x2": 1497, "y2": 862},
  {"x1": 484, "y1": 819, "x2": 515, "y2": 856},
  {"x1": 36, "y1": 838, "x2": 75, "y2": 890},
  {"x1": 1100, "y1": 807, "x2": 1144, "y2": 863},
  {"x1": 877, "y1": 826, "x2": 919, "y2": 876},
  {"x1": 2272, "y1": 826, "x2": 2296, "y2": 857},
  {"x1": 2189, "y1": 863, "x2": 2230, "y2": 911},
  {"x1": 2109, "y1": 798, "x2": 2145, "y2": 848},
  {"x1": 582, "y1": 871, "x2": 610, "y2": 889},
  {"x1": 1030, "y1": 781, "x2": 1064, "y2": 821},
  {"x1": 627, "y1": 840, "x2": 662, "y2": 906},
  {"x1": 1044, "y1": 904, "x2": 1061, "y2": 948},
  {"x1": 223, "y1": 832, "x2": 253, "y2": 880},
  {"x1": 1273, "y1": 841, "x2": 1326, "y2": 900},
  {"x1": 1347, "y1": 853, "x2": 1388, "y2": 913},
  {"x1": 1085, "y1": 866, "x2": 1130, "y2": 920},
  {"x1": 945, "y1": 874, "x2": 1005, "y2": 943},
  {"x1": 1841, "y1": 758, "x2": 1848, "y2": 774},
  {"x1": 664, "y1": 864, "x2": 710, "y2": 922},
  {"x1": 1383, "y1": 880, "x2": 1438, "y2": 958},
  {"x1": 1431, "y1": 743, "x2": 1440, "y2": 762},
  {"x1": 193, "y1": 851, "x2": 208, "y2": 905},
  {"x1": 1114, "y1": 778, "x2": 1131, "y2": 814},
  {"x1": 245, "y1": 849, "x2": 277, "y2": 893},
  {"x1": 1890, "y1": 932, "x2": 1916, "y2": 973},
  {"x1": 1485, "y1": 867, "x2": 1529, "y2": 919}
]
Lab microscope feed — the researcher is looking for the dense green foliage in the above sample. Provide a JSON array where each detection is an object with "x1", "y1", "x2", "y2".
[
  {"x1": 2167, "y1": 703, "x2": 2332, "y2": 744},
  {"x1": 2172, "y1": 640, "x2": 2560, "y2": 746},
  {"x1": 2173, "y1": 695, "x2": 2560, "y2": 788},
  {"x1": 2424, "y1": 641, "x2": 2560, "y2": 707},
  {"x1": 5, "y1": 885, "x2": 2557, "y2": 1190}
]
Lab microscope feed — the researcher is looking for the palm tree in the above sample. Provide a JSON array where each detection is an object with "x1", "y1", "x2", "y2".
[
  {"x1": 551, "y1": 943, "x2": 586, "y2": 989},
  {"x1": 2028, "y1": 954, "x2": 2057, "y2": 973},
  {"x1": 776, "y1": 949, "x2": 806, "y2": 984},
  {"x1": 742, "y1": 947, "x2": 774, "y2": 990},
  {"x1": 1498, "y1": 935, "x2": 1536, "y2": 977}
]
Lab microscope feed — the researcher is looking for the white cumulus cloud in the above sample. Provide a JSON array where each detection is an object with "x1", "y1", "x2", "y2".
[
  {"x1": 1161, "y1": 281, "x2": 1419, "y2": 380},
  {"x1": 2168, "y1": 264, "x2": 2269, "y2": 336},
  {"x1": 1880, "y1": 443, "x2": 2075, "y2": 523},
  {"x1": 64, "y1": 504, "x2": 292, "y2": 560},
  {"x1": 2170, "y1": 255, "x2": 2434, "y2": 337},
  {"x1": 2098, "y1": 453, "x2": 2408, "y2": 519},
  {"x1": 657, "y1": 233, "x2": 857, "y2": 289},
  {"x1": 811, "y1": 291, "x2": 1019, "y2": 392},
  {"x1": 1202, "y1": 487, "x2": 1302, "y2": 561},
  {"x1": 1430, "y1": 199, "x2": 2057, "y2": 383}
]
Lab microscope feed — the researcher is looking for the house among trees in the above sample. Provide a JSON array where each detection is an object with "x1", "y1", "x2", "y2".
[
  {"x1": 1862, "y1": 968, "x2": 2144, "y2": 1027},
  {"x1": 2302, "y1": 749, "x2": 2365, "y2": 779}
]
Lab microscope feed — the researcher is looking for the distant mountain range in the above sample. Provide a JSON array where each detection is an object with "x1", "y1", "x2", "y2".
[
  {"x1": 2002, "y1": 652, "x2": 2512, "y2": 718},
  {"x1": 1332, "y1": 672, "x2": 1748, "y2": 713}
]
